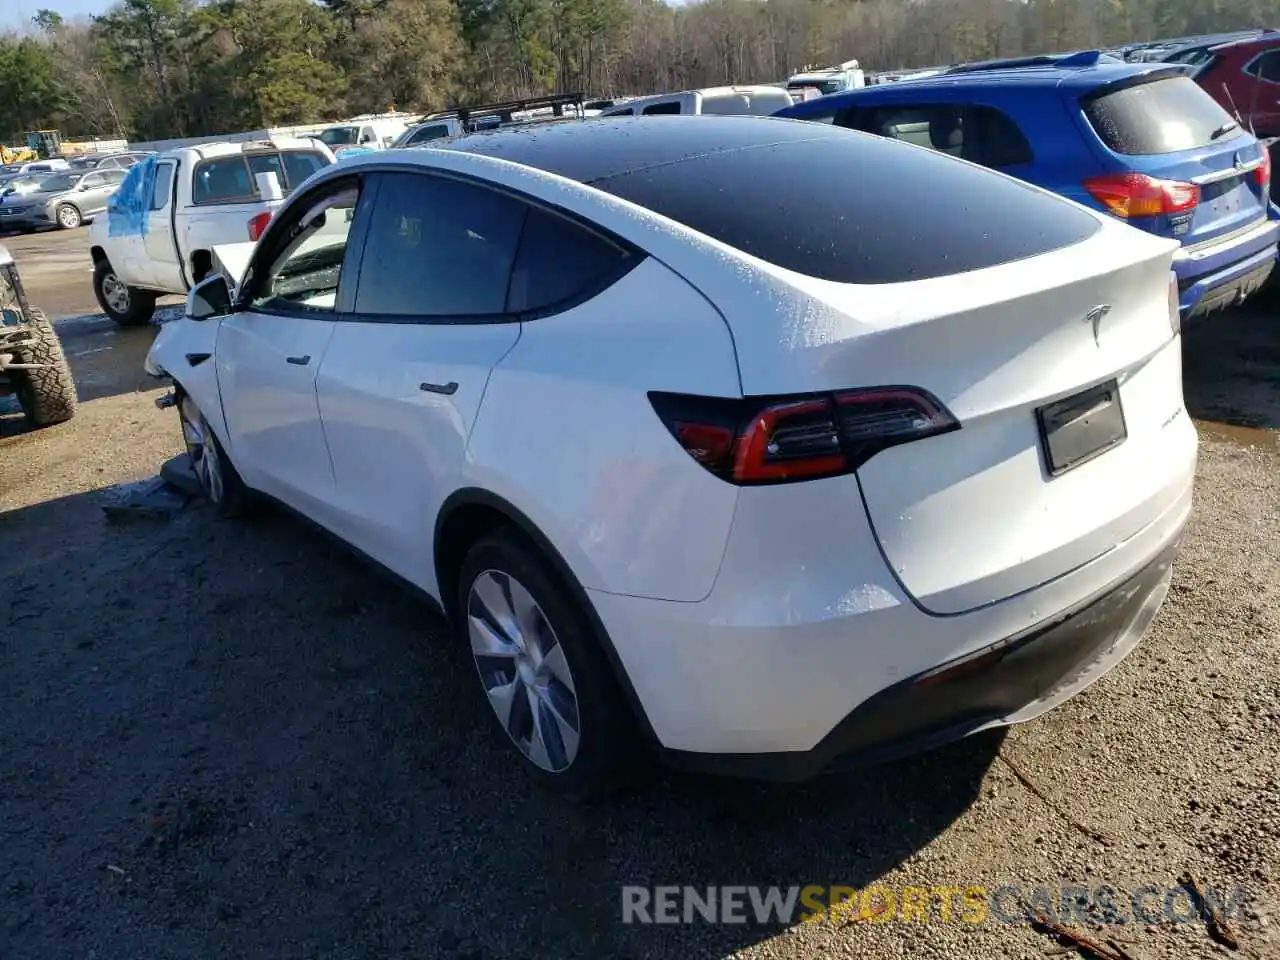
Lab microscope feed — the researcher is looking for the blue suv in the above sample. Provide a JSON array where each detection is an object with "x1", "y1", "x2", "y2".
[{"x1": 775, "y1": 53, "x2": 1279, "y2": 322}]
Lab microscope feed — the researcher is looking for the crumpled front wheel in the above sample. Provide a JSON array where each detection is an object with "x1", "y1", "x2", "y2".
[{"x1": 178, "y1": 392, "x2": 247, "y2": 517}]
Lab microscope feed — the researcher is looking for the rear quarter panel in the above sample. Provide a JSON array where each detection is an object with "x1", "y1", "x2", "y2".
[
  {"x1": 1010, "y1": 90, "x2": 1119, "y2": 207},
  {"x1": 465, "y1": 257, "x2": 742, "y2": 603}
]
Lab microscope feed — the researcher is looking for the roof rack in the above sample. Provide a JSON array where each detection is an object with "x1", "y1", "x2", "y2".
[{"x1": 423, "y1": 93, "x2": 586, "y2": 126}]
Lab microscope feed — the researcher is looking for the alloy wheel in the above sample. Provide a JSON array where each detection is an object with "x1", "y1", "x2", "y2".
[
  {"x1": 58, "y1": 206, "x2": 81, "y2": 228},
  {"x1": 180, "y1": 396, "x2": 224, "y2": 504},
  {"x1": 100, "y1": 271, "x2": 130, "y2": 314},
  {"x1": 467, "y1": 569, "x2": 581, "y2": 773}
]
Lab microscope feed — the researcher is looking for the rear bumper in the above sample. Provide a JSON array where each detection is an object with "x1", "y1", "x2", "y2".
[
  {"x1": 590, "y1": 439, "x2": 1194, "y2": 775},
  {"x1": 1173, "y1": 218, "x2": 1279, "y2": 318},
  {"x1": 662, "y1": 530, "x2": 1181, "y2": 782}
]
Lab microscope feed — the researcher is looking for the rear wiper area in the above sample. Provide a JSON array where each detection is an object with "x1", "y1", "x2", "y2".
[{"x1": 1210, "y1": 120, "x2": 1240, "y2": 140}]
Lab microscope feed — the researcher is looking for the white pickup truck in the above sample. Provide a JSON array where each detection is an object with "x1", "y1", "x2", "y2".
[{"x1": 88, "y1": 137, "x2": 334, "y2": 325}]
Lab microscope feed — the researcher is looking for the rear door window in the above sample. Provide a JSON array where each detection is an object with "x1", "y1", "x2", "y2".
[
  {"x1": 1245, "y1": 50, "x2": 1280, "y2": 83},
  {"x1": 1082, "y1": 75, "x2": 1242, "y2": 154},
  {"x1": 506, "y1": 206, "x2": 635, "y2": 314},
  {"x1": 850, "y1": 104, "x2": 1033, "y2": 168},
  {"x1": 970, "y1": 107, "x2": 1034, "y2": 167},
  {"x1": 354, "y1": 172, "x2": 526, "y2": 318},
  {"x1": 642, "y1": 101, "x2": 682, "y2": 115}
]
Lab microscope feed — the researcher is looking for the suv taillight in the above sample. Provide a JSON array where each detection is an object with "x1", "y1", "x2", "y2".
[
  {"x1": 247, "y1": 211, "x2": 272, "y2": 241},
  {"x1": 1083, "y1": 173, "x2": 1200, "y2": 218},
  {"x1": 1255, "y1": 147, "x2": 1272, "y2": 191},
  {"x1": 649, "y1": 388, "x2": 960, "y2": 485}
]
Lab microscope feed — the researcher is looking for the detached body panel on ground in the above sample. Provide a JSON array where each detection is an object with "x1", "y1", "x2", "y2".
[
  {"x1": 145, "y1": 118, "x2": 1195, "y2": 791},
  {"x1": 777, "y1": 60, "x2": 1279, "y2": 322}
]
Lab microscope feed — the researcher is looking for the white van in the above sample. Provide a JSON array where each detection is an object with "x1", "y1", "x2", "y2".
[
  {"x1": 598, "y1": 86, "x2": 793, "y2": 118},
  {"x1": 315, "y1": 115, "x2": 412, "y2": 156}
]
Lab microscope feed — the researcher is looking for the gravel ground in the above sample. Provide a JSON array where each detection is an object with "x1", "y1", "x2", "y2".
[{"x1": 0, "y1": 227, "x2": 1277, "y2": 959}]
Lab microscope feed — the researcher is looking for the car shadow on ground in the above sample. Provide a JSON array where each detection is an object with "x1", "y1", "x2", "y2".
[
  {"x1": 0, "y1": 484, "x2": 1003, "y2": 958},
  {"x1": 1181, "y1": 288, "x2": 1280, "y2": 433}
]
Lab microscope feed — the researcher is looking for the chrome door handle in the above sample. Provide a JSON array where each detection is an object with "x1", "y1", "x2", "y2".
[
  {"x1": 286, "y1": 355, "x2": 311, "y2": 365},
  {"x1": 420, "y1": 381, "x2": 458, "y2": 396}
]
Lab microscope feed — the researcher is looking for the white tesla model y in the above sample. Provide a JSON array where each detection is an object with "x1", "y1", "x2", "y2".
[{"x1": 146, "y1": 116, "x2": 1196, "y2": 797}]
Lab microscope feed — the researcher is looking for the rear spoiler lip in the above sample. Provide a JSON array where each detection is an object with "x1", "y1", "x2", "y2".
[{"x1": 1076, "y1": 66, "x2": 1192, "y2": 104}]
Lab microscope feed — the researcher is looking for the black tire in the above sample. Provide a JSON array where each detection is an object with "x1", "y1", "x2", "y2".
[
  {"x1": 93, "y1": 260, "x2": 156, "y2": 327},
  {"x1": 11, "y1": 308, "x2": 77, "y2": 427},
  {"x1": 456, "y1": 529, "x2": 641, "y2": 800},
  {"x1": 55, "y1": 203, "x2": 82, "y2": 230},
  {"x1": 177, "y1": 391, "x2": 248, "y2": 518}
]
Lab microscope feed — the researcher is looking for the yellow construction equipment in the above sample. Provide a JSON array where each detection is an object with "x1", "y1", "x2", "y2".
[{"x1": 0, "y1": 145, "x2": 37, "y2": 165}]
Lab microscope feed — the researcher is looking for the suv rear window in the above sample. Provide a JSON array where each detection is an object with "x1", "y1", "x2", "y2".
[
  {"x1": 1083, "y1": 76, "x2": 1241, "y2": 155},
  {"x1": 591, "y1": 132, "x2": 1099, "y2": 284}
]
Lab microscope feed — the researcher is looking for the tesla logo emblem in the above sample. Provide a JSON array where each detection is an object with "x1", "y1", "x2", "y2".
[{"x1": 1085, "y1": 304, "x2": 1112, "y2": 345}]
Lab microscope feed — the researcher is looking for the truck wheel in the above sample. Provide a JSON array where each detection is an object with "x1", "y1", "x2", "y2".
[
  {"x1": 94, "y1": 260, "x2": 156, "y2": 327},
  {"x1": 56, "y1": 204, "x2": 82, "y2": 229},
  {"x1": 12, "y1": 308, "x2": 77, "y2": 427}
]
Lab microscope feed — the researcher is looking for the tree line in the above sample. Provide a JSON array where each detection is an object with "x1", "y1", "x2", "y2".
[{"x1": 0, "y1": 0, "x2": 1276, "y2": 144}]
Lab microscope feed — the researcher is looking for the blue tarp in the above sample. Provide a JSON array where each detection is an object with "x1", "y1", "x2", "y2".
[{"x1": 107, "y1": 155, "x2": 159, "y2": 238}]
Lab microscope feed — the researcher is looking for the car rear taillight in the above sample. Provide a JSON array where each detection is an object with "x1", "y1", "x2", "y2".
[
  {"x1": 1255, "y1": 147, "x2": 1272, "y2": 190},
  {"x1": 1083, "y1": 173, "x2": 1200, "y2": 218},
  {"x1": 247, "y1": 211, "x2": 272, "y2": 241},
  {"x1": 649, "y1": 388, "x2": 960, "y2": 485}
]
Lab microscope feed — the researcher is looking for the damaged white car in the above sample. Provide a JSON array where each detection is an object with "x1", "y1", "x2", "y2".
[{"x1": 144, "y1": 119, "x2": 1193, "y2": 798}]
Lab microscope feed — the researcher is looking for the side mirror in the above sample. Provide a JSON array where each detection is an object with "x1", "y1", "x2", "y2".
[{"x1": 187, "y1": 274, "x2": 232, "y2": 321}]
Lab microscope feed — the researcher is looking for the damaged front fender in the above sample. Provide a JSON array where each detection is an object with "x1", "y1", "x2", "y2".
[{"x1": 144, "y1": 313, "x2": 228, "y2": 446}]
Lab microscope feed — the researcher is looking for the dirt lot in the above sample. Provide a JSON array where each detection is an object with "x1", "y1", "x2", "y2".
[{"x1": 1, "y1": 227, "x2": 1278, "y2": 960}]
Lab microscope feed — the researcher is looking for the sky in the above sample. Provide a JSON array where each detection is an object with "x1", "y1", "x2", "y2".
[{"x1": 2, "y1": 0, "x2": 114, "y2": 31}]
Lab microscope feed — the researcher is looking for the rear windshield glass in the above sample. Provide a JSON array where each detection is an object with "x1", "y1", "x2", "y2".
[
  {"x1": 318, "y1": 127, "x2": 358, "y2": 146},
  {"x1": 1083, "y1": 76, "x2": 1241, "y2": 155},
  {"x1": 591, "y1": 132, "x2": 1099, "y2": 284},
  {"x1": 193, "y1": 151, "x2": 329, "y2": 203}
]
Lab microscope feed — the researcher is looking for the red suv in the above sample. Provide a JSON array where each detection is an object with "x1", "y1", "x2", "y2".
[{"x1": 1192, "y1": 35, "x2": 1280, "y2": 138}]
